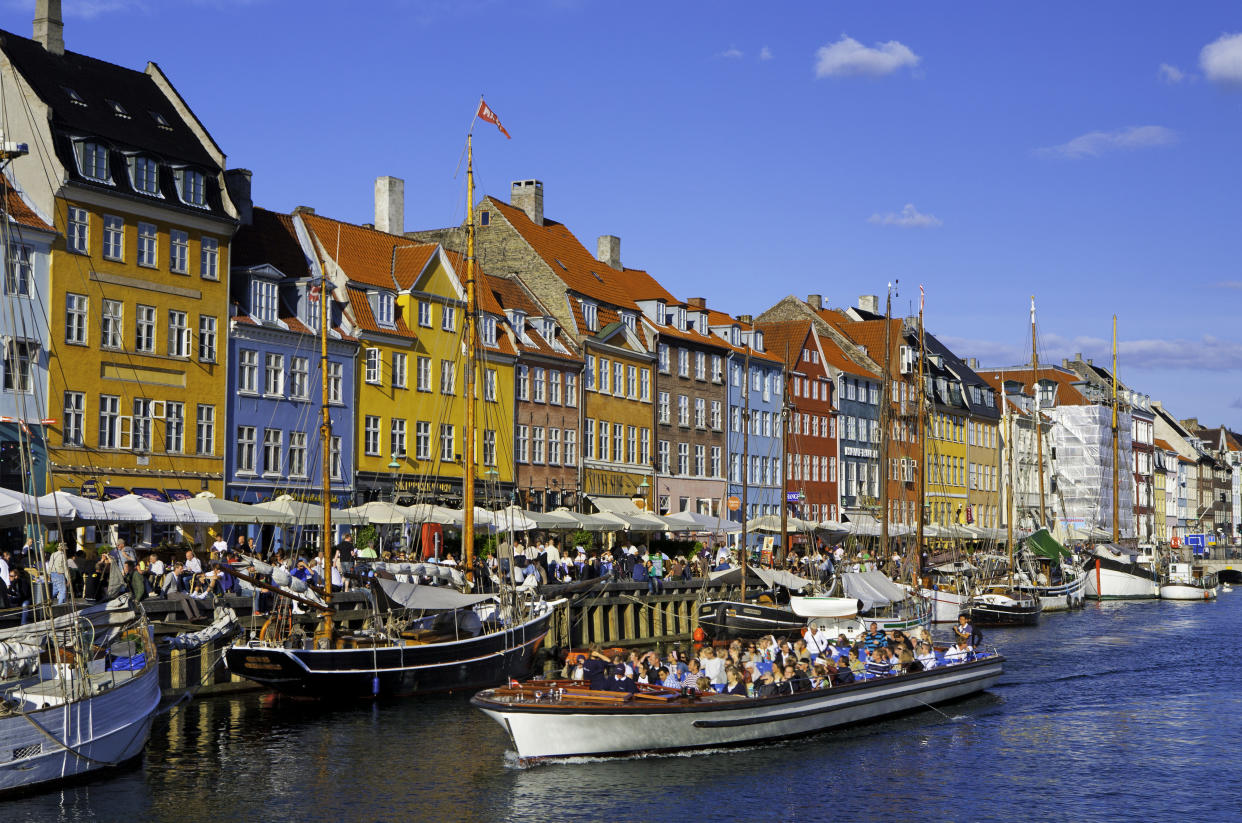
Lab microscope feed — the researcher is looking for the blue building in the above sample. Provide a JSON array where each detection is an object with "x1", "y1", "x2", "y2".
[
  {"x1": 226, "y1": 203, "x2": 357, "y2": 550},
  {"x1": 0, "y1": 181, "x2": 56, "y2": 495},
  {"x1": 707, "y1": 312, "x2": 783, "y2": 538}
]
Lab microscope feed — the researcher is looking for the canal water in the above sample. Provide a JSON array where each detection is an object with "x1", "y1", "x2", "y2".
[{"x1": 7, "y1": 597, "x2": 1239, "y2": 823}]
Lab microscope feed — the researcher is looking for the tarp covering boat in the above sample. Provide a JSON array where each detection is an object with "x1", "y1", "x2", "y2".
[
  {"x1": 708, "y1": 566, "x2": 814, "y2": 591},
  {"x1": 841, "y1": 571, "x2": 909, "y2": 612},
  {"x1": 377, "y1": 578, "x2": 496, "y2": 611},
  {"x1": 1026, "y1": 528, "x2": 1072, "y2": 560},
  {"x1": 788, "y1": 595, "x2": 858, "y2": 618}
]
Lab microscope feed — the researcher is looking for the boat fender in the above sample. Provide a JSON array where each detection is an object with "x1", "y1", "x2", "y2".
[{"x1": 693, "y1": 626, "x2": 706, "y2": 644}]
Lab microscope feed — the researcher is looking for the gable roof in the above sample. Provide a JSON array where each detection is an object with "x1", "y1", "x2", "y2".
[
  {"x1": 232, "y1": 207, "x2": 310, "y2": 278},
  {"x1": 1, "y1": 177, "x2": 53, "y2": 233},
  {"x1": 975, "y1": 366, "x2": 1089, "y2": 406},
  {"x1": 481, "y1": 273, "x2": 580, "y2": 363},
  {"x1": 299, "y1": 211, "x2": 437, "y2": 291},
  {"x1": 700, "y1": 308, "x2": 782, "y2": 365},
  {"x1": 754, "y1": 320, "x2": 813, "y2": 371}
]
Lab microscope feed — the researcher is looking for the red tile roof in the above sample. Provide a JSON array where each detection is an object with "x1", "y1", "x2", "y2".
[
  {"x1": 300, "y1": 212, "x2": 437, "y2": 290},
  {"x1": 482, "y1": 274, "x2": 581, "y2": 363},
  {"x1": 345, "y1": 286, "x2": 414, "y2": 339},
  {"x1": 700, "y1": 308, "x2": 782, "y2": 365},
  {"x1": 976, "y1": 367, "x2": 1088, "y2": 406},
  {"x1": 1, "y1": 178, "x2": 53, "y2": 233},
  {"x1": 754, "y1": 320, "x2": 812, "y2": 371},
  {"x1": 1153, "y1": 438, "x2": 1176, "y2": 452}
]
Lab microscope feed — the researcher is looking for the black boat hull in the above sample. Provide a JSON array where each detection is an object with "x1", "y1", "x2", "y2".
[
  {"x1": 960, "y1": 602, "x2": 1041, "y2": 627},
  {"x1": 696, "y1": 600, "x2": 804, "y2": 640},
  {"x1": 224, "y1": 609, "x2": 556, "y2": 699}
]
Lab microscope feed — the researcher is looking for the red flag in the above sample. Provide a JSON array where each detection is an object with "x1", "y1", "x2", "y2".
[
  {"x1": 477, "y1": 99, "x2": 511, "y2": 139},
  {"x1": 309, "y1": 284, "x2": 321, "y2": 303}
]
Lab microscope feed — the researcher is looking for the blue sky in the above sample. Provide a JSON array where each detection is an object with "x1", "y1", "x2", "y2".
[{"x1": 4, "y1": 0, "x2": 1241, "y2": 429}]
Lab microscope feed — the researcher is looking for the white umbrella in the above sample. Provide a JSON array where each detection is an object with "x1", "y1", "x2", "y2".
[
  {"x1": 112, "y1": 493, "x2": 217, "y2": 524},
  {"x1": 184, "y1": 492, "x2": 287, "y2": 525},
  {"x1": 251, "y1": 494, "x2": 365, "y2": 525},
  {"x1": 0, "y1": 487, "x2": 69, "y2": 522},
  {"x1": 405, "y1": 503, "x2": 463, "y2": 525},
  {"x1": 38, "y1": 490, "x2": 114, "y2": 524},
  {"x1": 663, "y1": 509, "x2": 742, "y2": 533},
  {"x1": 338, "y1": 500, "x2": 413, "y2": 525}
]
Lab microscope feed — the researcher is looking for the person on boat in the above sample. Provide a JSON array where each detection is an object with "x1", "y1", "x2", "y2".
[
  {"x1": 863, "y1": 623, "x2": 888, "y2": 652},
  {"x1": 945, "y1": 638, "x2": 973, "y2": 663},
  {"x1": 754, "y1": 670, "x2": 777, "y2": 698},
  {"x1": 659, "y1": 666, "x2": 682, "y2": 689},
  {"x1": 724, "y1": 667, "x2": 749, "y2": 697},
  {"x1": 916, "y1": 642, "x2": 937, "y2": 670},
  {"x1": 605, "y1": 665, "x2": 639, "y2": 694},
  {"x1": 953, "y1": 614, "x2": 974, "y2": 643},
  {"x1": 810, "y1": 662, "x2": 834, "y2": 689},
  {"x1": 847, "y1": 649, "x2": 866, "y2": 677},
  {"x1": 579, "y1": 646, "x2": 611, "y2": 689},
  {"x1": 701, "y1": 647, "x2": 727, "y2": 690}
]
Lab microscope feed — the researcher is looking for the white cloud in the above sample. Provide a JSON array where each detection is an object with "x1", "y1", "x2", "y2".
[
  {"x1": 1036, "y1": 125, "x2": 1177, "y2": 159},
  {"x1": 946, "y1": 333, "x2": 1242, "y2": 373},
  {"x1": 759, "y1": 46, "x2": 773, "y2": 61},
  {"x1": 719, "y1": 47, "x2": 743, "y2": 60},
  {"x1": 814, "y1": 35, "x2": 920, "y2": 78},
  {"x1": 1215, "y1": 280, "x2": 1242, "y2": 290},
  {"x1": 1200, "y1": 32, "x2": 1242, "y2": 86},
  {"x1": 868, "y1": 203, "x2": 942, "y2": 228},
  {"x1": 1158, "y1": 63, "x2": 1186, "y2": 84}
]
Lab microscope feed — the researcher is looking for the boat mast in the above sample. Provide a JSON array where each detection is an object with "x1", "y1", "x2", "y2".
[
  {"x1": 779, "y1": 344, "x2": 789, "y2": 564},
  {"x1": 463, "y1": 134, "x2": 478, "y2": 582},
  {"x1": 878, "y1": 287, "x2": 893, "y2": 562},
  {"x1": 317, "y1": 220, "x2": 334, "y2": 642},
  {"x1": 1117, "y1": 316, "x2": 1127, "y2": 546},
  {"x1": 1004, "y1": 372, "x2": 1015, "y2": 587},
  {"x1": 914, "y1": 289, "x2": 925, "y2": 588},
  {"x1": 1031, "y1": 297, "x2": 1046, "y2": 529},
  {"x1": 741, "y1": 343, "x2": 750, "y2": 598}
]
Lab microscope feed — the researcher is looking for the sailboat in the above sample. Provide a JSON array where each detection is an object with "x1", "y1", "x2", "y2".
[{"x1": 223, "y1": 115, "x2": 562, "y2": 698}]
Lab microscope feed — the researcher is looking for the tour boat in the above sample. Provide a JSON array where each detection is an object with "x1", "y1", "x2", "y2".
[
  {"x1": 0, "y1": 596, "x2": 161, "y2": 797},
  {"x1": 472, "y1": 651, "x2": 1004, "y2": 762},
  {"x1": 1159, "y1": 562, "x2": 1218, "y2": 601},
  {"x1": 961, "y1": 585, "x2": 1041, "y2": 626},
  {"x1": 1083, "y1": 545, "x2": 1160, "y2": 600}
]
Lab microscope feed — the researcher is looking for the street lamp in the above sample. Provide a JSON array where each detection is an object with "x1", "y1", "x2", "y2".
[{"x1": 635, "y1": 477, "x2": 651, "y2": 511}]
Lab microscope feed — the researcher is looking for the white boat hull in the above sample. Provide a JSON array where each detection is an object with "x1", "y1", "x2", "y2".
[
  {"x1": 477, "y1": 657, "x2": 1003, "y2": 761},
  {"x1": 1084, "y1": 562, "x2": 1159, "y2": 600},
  {"x1": 920, "y1": 588, "x2": 967, "y2": 623},
  {"x1": 1016, "y1": 572, "x2": 1089, "y2": 612},
  {"x1": 1159, "y1": 584, "x2": 1217, "y2": 601},
  {"x1": 0, "y1": 663, "x2": 160, "y2": 796}
]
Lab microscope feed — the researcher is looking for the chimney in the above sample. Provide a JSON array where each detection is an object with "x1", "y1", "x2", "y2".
[
  {"x1": 967, "y1": 357, "x2": 979, "y2": 369},
  {"x1": 511, "y1": 179, "x2": 543, "y2": 225},
  {"x1": 686, "y1": 297, "x2": 706, "y2": 309},
  {"x1": 737, "y1": 314, "x2": 753, "y2": 325},
  {"x1": 858, "y1": 295, "x2": 879, "y2": 314},
  {"x1": 1086, "y1": 358, "x2": 1093, "y2": 366},
  {"x1": 1074, "y1": 351, "x2": 1083, "y2": 361},
  {"x1": 292, "y1": 205, "x2": 316, "y2": 215},
  {"x1": 1062, "y1": 358, "x2": 1070, "y2": 368},
  {"x1": 597, "y1": 235, "x2": 621, "y2": 270},
  {"x1": 807, "y1": 294, "x2": 823, "y2": 310},
  {"x1": 224, "y1": 168, "x2": 253, "y2": 226},
  {"x1": 375, "y1": 175, "x2": 404, "y2": 235},
  {"x1": 34, "y1": 0, "x2": 64, "y2": 56}
]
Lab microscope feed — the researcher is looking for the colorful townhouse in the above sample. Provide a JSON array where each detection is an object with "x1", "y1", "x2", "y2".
[
  {"x1": 419, "y1": 180, "x2": 655, "y2": 513},
  {"x1": 226, "y1": 204, "x2": 358, "y2": 532},
  {"x1": 987, "y1": 372, "x2": 1054, "y2": 534},
  {"x1": 0, "y1": 180, "x2": 56, "y2": 494},
  {"x1": 1, "y1": 14, "x2": 238, "y2": 501},
  {"x1": 629, "y1": 281, "x2": 731, "y2": 517},
  {"x1": 480, "y1": 271, "x2": 580, "y2": 511}
]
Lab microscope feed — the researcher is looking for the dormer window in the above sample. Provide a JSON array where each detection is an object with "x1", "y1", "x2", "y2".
[
  {"x1": 176, "y1": 168, "x2": 206, "y2": 207},
  {"x1": 620, "y1": 311, "x2": 636, "y2": 332},
  {"x1": 654, "y1": 300, "x2": 666, "y2": 326},
  {"x1": 481, "y1": 315, "x2": 498, "y2": 347},
  {"x1": 76, "y1": 141, "x2": 110, "y2": 182},
  {"x1": 306, "y1": 293, "x2": 321, "y2": 332},
  {"x1": 150, "y1": 111, "x2": 172, "y2": 129},
  {"x1": 730, "y1": 326, "x2": 739, "y2": 346},
  {"x1": 581, "y1": 299, "x2": 598, "y2": 332},
  {"x1": 541, "y1": 317, "x2": 556, "y2": 341},
  {"x1": 106, "y1": 99, "x2": 130, "y2": 118},
  {"x1": 675, "y1": 306, "x2": 686, "y2": 330},
  {"x1": 63, "y1": 86, "x2": 85, "y2": 105},
  {"x1": 505, "y1": 308, "x2": 526, "y2": 332},
  {"x1": 129, "y1": 156, "x2": 160, "y2": 195},
  {"x1": 753, "y1": 331, "x2": 764, "y2": 351},
  {"x1": 376, "y1": 292, "x2": 396, "y2": 328},
  {"x1": 252, "y1": 280, "x2": 278, "y2": 323}
]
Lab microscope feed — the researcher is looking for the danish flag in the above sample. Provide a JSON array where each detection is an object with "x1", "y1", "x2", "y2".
[
  {"x1": 309, "y1": 284, "x2": 321, "y2": 303},
  {"x1": 477, "y1": 99, "x2": 511, "y2": 139}
]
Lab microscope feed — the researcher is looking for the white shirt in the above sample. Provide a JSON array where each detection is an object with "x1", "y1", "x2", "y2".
[
  {"x1": 149, "y1": 559, "x2": 166, "y2": 576},
  {"x1": 544, "y1": 543, "x2": 560, "y2": 565},
  {"x1": 917, "y1": 651, "x2": 937, "y2": 670},
  {"x1": 184, "y1": 556, "x2": 203, "y2": 574},
  {"x1": 212, "y1": 539, "x2": 228, "y2": 556},
  {"x1": 701, "y1": 656, "x2": 727, "y2": 685},
  {"x1": 945, "y1": 645, "x2": 970, "y2": 662},
  {"x1": 804, "y1": 629, "x2": 831, "y2": 658}
]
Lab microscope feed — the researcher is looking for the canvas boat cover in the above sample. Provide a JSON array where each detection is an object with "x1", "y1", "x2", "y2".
[
  {"x1": 377, "y1": 578, "x2": 496, "y2": 611},
  {"x1": 708, "y1": 566, "x2": 814, "y2": 591},
  {"x1": 841, "y1": 570, "x2": 909, "y2": 612},
  {"x1": 788, "y1": 595, "x2": 858, "y2": 618},
  {"x1": 1026, "y1": 528, "x2": 1072, "y2": 560}
]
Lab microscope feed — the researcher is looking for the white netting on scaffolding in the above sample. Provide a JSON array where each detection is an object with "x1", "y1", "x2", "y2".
[{"x1": 1050, "y1": 404, "x2": 1135, "y2": 540}]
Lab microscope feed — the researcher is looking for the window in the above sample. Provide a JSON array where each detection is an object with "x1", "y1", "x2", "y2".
[
  {"x1": 164, "y1": 402, "x2": 184, "y2": 453},
  {"x1": 440, "y1": 359, "x2": 455, "y2": 394},
  {"x1": 533, "y1": 367, "x2": 546, "y2": 402},
  {"x1": 695, "y1": 351, "x2": 706, "y2": 381},
  {"x1": 168, "y1": 310, "x2": 189, "y2": 357},
  {"x1": 626, "y1": 365, "x2": 637, "y2": 398},
  {"x1": 711, "y1": 355, "x2": 723, "y2": 383},
  {"x1": 711, "y1": 446, "x2": 722, "y2": 478},
  {"x1": 678, "y1": 394, "x2": 689, "y2": 427},
  {"x1": 5, "y1": 244, "x2": 31, "y2": 295},
  {"x1": 131, "y1": 156, "x2": 159, "y2": 195},
  {"x1": 101, "y1": 299, "x2": 123, "y2": 349},
  {"x1": 614, "y1": 362, "x2": 623, "y2": 397},
  {"x1": 198, "y1": 316, "x2": 217, "y2": 362},
  {"x1": 263, "y1": 428, "x2": 282, "y2": 474},
  {"x1": 549, "y1": 428, "x2": 561, "y2": 464},
  {"x1": 65, "y1": 293, "x2": 88, "y2": 345},
  {"x1": 236, "y1": 426, "x2": 256, "y2": 472},
  {"x1": 363, "y1": 348, "x2": 381, "y2": 384},
  {"x1": 132, "y1": 399, "x2": 153, "y2": 452},
  {"x1": 658, "y1": 344, "x2": 670, "y2": 373},
  {"x1": 480, "y1": 315, "x2": 497, "y2": 347},
  {"x1": 640, "y1": 369, "x2": 650, "y2": 401},
  {"x1": 56, "y1": 390, "x2": 85, "y2": 446},
  {"x1": 695, "y1": 398, "x2": 706, "y2": 429},
  {"x1": 67, "y1": 207, "x2": 89, "y2": 254},
  {"x1": 103, "y1": 216, "x2": 124, "y2": 260},
  {"x1": 517, "y1": 365, "x2": 529, "y2": 400},
  {"x1": 532, "y1": 427, "x2": 545, "y2": 464},
  {"x1": 566, "y1": 373, "x2": 578, "y2": 407},
  {"x1": 196, "y1": 405, "x2": 214, "y2": 455},
  {"x1": 677, "y1": 442, "x2": 689, "y2": 475},
  {"x1": 585, "y1": 356, "x2": 596, "y2": 391},
  {"x1": 78, "y1": 141, "x2": 109, "y2": 181},
  {"x1": 441, "y1": 304, "x2": 456, "y2": 331},
  {"x1": 415, "y1": 420, "x2": 431, "y2": 460},
  {"x1": 288, "y1": 432, "x2": 307, "y2": 477},
  {"x1": 253, "y1": 280, "x2": 278, "y2": 322},
  {"x1": 516, "y1": 425, "x2": 530, "y2": 463},
  {"x1": 549, "y1": 370, "x2": 562, "y2": 405},
  {"x1": 391, "y1": 418, "x2": 408, "y2": 457},
  {"x1": 626, "y1": 425, "x2": 637, "y2": 464},
  {"x1": 599, "y1": 358, "x2": 610, "y2": 394},
  {"x1": 376, "y1": 293, "x2": 395, "y2": 328},
  {"x1": 484, "y1": 368, "x2": 497, "y2": 402},
  {"x1": 327, "y1": 362, "x2": 342, "y2": 403},
  {"x1": 598, "y1": 421, "x2": 609, "y2": 461},
  {"x1": 710, "y1": 400, "x2": 722, "y2": 431},
  {"x1": 2, "y1": 341, "x2": 34, "y2": 393},
  {"x1": 564, "y1": 429, "x2": 577, "y2": 465},
  {"x1": 418, "y1": 301, "x2": 431, "y2": 327},
  {"x1": 238, "y1": 349, "x2": 258, "y2": 393},
  {"x1": 137, "y1": 222, "x2": 157, "y2": 267},
  {"x1": 584, "y1": 419, "x2": 595, "y2": 460},
  {"x1": 364, "y1": 416, "x2": 381, "y2": 456},
  {"x1": 264, "y1": 353, "x2": 284, "y2": 396},
  {"x1": 135, "y1": 305, "x2": 156, "y2": 352},
  {"x1": 178, "y1": 168, "x2": 206, "y2": 206},
  {"x1": 392, "y1": 352, "x2": 407, "y2": 389},
  {"x1": 330, "y1": 436, "x2": 343, "y2": 480},
  {"x1": 695, "y1": 444, "x2": 705, "y2": 477},
  {"x1": 614, "y1": 424, "x2": 623, "y2": 463},
  {"x1": 640, "y1": 428, "x2": 650, "y2": 465},
  {"x1": 581, "y1": 300, "x2": 598, "y2": 331},
  {"x1": 200, "y1": 237, "x2": 218, "y2": 280},
  {"x1": 483, "y1": 429, "x2": 497, "y2": 466},
  {"x1": 658, "y1": 392, "x2": 670, "y2": 424},
  {"x1": 658, "y1": 440, "x2": 670, "y2": 474},
  {"x1": 439, "y1": 424, "x2": 454, "y2": 461},
  {"x1": 678, "y1": 348, "x2": 689, "y2": 377}
]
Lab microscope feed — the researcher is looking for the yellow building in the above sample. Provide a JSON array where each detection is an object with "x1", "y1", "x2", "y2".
[
  {"x1": 297, "y1": 211, "x2": 516, "y2": 505},
  {"x1": 1, "y1": 25, "x2": 237, "y2": 500},
  {"x1": 926, "y1": 409, "x2": 970, "y2": 528}
]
